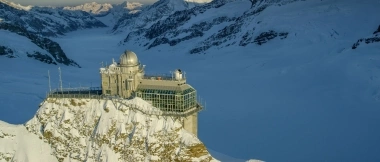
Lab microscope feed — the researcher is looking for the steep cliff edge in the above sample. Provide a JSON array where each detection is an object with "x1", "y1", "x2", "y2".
[{"x1": 0, "y1": 97, "x2": 217, "y2": 162}]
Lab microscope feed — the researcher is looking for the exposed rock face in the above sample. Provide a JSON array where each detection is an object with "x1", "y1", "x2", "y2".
[
  {"x1": 23, "y1": 97, "x2": 217, "y2": 162},
  {"x1": 26, "y1": 51, "x2": 57, "y2": 65},
  {"x1": 118, "y1": 0, "x2": 299, "y2": 54},
  {"x1": 0, "y1": 45, "x2": 15, "y2": 58},
  {"x1": 113, "y1": 0, "x2": 206, "y2": 34},
  {"x1": 352, "y1": 25, "x2": 380, "y2": 49}
]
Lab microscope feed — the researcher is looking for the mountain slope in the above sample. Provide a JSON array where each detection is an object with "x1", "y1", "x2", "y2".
[
  {"x1": 0, "y1": 23, "x2": 80, "y2": 67},
  {"x1": 119, "y1": 0, "x2": 296, "y2": 52},
  {"x1": 0, "y1": 0, "x2": 107, "y2": 37},
  {"x1": 112, "y1": 0, "x2": 207, "y2": 34},
  {"x1": 120, "y1": 0, "x2": 380, "y2": 54},
  {"x1": 0, "y1": 0, "x2": 108, "y2": 67},
  {"x1": 0, "y1": 97, "x2": 217, "y2": 162}
]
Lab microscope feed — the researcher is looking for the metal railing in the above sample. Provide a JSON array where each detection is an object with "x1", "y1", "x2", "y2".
[
  {"x1": 46, "y1": 93, "x2": 203, "y2": 117},
  {"x1": 142, "y1": 73, "x2": 186, "y2": 81}
]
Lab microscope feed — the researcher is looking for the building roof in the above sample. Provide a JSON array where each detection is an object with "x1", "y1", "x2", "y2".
[
  {"x1": 120, "y1": 50, "x2": 139, "y2": 67},
  {"x1": 136, "y1": 84, "x2": 195, "y2": 94}
]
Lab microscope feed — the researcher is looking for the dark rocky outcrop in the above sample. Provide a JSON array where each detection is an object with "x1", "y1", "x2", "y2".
[
  {"x1": 373, "y1": 25, "x2": 380, "y2": 35},
  {"x1": 0, "y1": 45, "x2": 16, "y2": 58},
  {"x1": 253, "y1": 30, "x2": 288, "y2": 45},
  {"x1": 0, "y1": 23, "x2": 80, "y2": 67},
  {"x1": 27, "y1": 51, "x2": 57, "y2": 65},
  {"x1": 352, "y1": 25, "x2": 380, "y2": 49},
  {"x1": 190, "y1": 4, "x2": 269, "y2": 54}
]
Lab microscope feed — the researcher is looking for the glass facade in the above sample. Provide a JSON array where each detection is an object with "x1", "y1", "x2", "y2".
[{"x1": 135, "y1": 88, "x2": 197, "y2": 112}]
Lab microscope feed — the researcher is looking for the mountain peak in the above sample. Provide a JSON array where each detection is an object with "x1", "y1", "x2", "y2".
[
  {"x1": 63, "y1": 2, "x2": 113, "y2": 15},
  {"x1": 18, "y1": 97, "x2": 217, "y2": 161},
  {"x1": 63, "y1": 1, "x2": 144, "y2": 16},
  {"x1": 0, "y1": 0, "x2": 33, "y2": 11}
]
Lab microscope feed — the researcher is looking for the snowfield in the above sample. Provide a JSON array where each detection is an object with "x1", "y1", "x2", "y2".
[{"x1": 1, "y1": 0, "x2": 380, "y2": 161}]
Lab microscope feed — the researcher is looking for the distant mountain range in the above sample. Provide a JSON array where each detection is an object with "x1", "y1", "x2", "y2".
[
  {"x1": 63, "y1": 1, "x2": 144, "y2": 17},
  {"x1": 0, "y1": 0, "x2": 108, "y2": 67},
  {"x1": 0, "y1": 0, "x2": 379, "y2": 66}
]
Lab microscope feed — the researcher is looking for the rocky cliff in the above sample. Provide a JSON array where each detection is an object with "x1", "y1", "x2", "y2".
[{"x1": 0, "y1": 97, "x2": 217, "y2": 162}]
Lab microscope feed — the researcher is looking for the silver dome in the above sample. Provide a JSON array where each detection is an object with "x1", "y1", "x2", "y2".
[{"x1": 120, "y1": 50, "x2": 139, "y2": 67}]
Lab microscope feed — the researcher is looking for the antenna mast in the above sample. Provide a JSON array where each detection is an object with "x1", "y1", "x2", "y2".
[
  {"x1": 58, "y1": 67, "x2": 63, "y2": 92},
  {"x1": 48, "y1": 70, "x2": 51, "y2": 92}
]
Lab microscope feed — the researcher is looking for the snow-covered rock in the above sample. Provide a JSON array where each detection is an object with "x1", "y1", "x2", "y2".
[{"x1": 0, "y1": 97, "x2": 217, "y2": 162}]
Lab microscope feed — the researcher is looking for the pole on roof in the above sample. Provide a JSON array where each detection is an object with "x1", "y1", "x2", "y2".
[
  {"x1": 58, "y1": 67, "x2": 63, "y2": 92},
  {"x1": 48, "y1": 70, "x2": 51, "y2": 92}
]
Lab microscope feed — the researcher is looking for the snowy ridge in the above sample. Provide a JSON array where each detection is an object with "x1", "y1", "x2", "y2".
[
  {"x1": 63, "y1": 1, "x2": 144, "y2": 20},
  {"x1": 14, "y1": 97, "x2": 218, "y2": 162},
  {"x1": 0, "y1": 0, "x2": 32, "y2": 11},
  {"x1": 63, "y1": 2, "x2": 113, "y2": 16}
]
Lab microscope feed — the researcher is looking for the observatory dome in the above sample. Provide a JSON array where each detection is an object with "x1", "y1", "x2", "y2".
[{"x1": 120, "y1": 50, "x2": 139, "y2": 67}]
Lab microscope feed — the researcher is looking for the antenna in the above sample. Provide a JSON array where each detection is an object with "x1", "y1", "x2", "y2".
[
  {"x1": 58, "y1": 67, "x2": 63, "y2": 92},
  {"x1": 48, "y1": 70, "x2": 51, "y2": 92}
]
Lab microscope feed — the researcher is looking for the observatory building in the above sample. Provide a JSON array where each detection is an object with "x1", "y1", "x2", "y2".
[{"x1": 99, "y1": 50, "x2": 202, "y2": 136}]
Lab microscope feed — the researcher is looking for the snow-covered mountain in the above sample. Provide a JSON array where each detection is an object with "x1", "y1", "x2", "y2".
[
  {"x1": 118, "y1": 0, "x2": 379, "y2": 55},
  {"x1": 0, "y1": 0, "x2": 32, "y2": 10},
  {"x1": 0, "y1": 0, "x2": 106, "y2": 37},
  {"x1": 0, "y1": 0, "x2": 108, "y2": 67},
  {"x1": 0, "y1": 97, "x2": 217, "y2": 161},
  {"x1": 63, "y1": 1, "x2": 144, "y2": 17},
  {"x1": 112, "y1": 0, "x2": 210, "y2": 33},
  {"x1": 63, "y1": 2, "x2": 114, "y2": 16},
  {"x1": 118, "y1": 0, "x2": 301, "y2": 53},
  {"x1": 1, "y1": 0, "x2": 380, "y2": 161},
  {"x1": 0, "y1": 24, "x2": 80, "y2": 67}
]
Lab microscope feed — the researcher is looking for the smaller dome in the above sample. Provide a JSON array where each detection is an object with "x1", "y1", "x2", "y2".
[{"x1": 120, "y1": 50, "x2": 139, "y2": 67}]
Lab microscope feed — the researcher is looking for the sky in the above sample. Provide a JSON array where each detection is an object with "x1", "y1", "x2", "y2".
[{"x1": 9, "y1": 0, "x2": 156, "y2": 6}]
